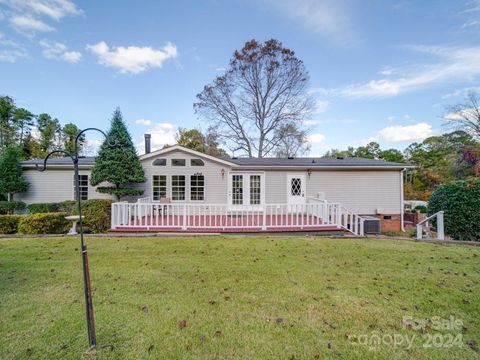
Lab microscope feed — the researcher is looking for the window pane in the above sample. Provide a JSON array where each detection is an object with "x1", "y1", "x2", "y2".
[
  {"x1": 172, "y1": 175, "x2": 185, "y2": 200},
  {"x1": 190, "y1": 175, "x2": 204, "y2": 201},
  {"x1": 74, "y1": 175, "x2": 88, "y2": 201},
  {"x1": 172, "y1": 159, "x2": 186, "y2": 166},
  {"x1": 250, "y1": 175, "x2": 261, "y2": 205},
  {"x1": 152, "y1": 158, "x2": 166, "y2": 166},
  {"x1": 291, "y1": 178, "x2": 301, "y2": 196},
  {"x1": 191, "y1": 158, "x2": 204, "y2": 166},
  {"x1": 232, "y1": 175, "x2": 243, "y2": 205},
  {"x1": 152, "y1": 175, "x2": 167, "y2": 200}
]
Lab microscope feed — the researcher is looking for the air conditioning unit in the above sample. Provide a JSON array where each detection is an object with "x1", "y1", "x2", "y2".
[{"x1": 363, "y1": 216, "x2": 381, "y2": 234}]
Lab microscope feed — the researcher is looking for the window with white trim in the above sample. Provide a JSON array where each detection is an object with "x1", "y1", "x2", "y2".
[
  {"x1": 190, "y1": 174, "x2": 204, "y2": 201},
  {"x1": 152, "y1": 158, "x2": 166, "y2": 166},
  {"x1": 152, "y1": 175, "x2": 167, "y2": 200},
  {"x1": 191, "y1": 158, "x2": 204, "y2": 166},
  {"x1": 232, "y1": 175, "x2": 243, "y2": 205},
  {"x1": 74, "y1": 174, "x2": 88, "y2": 200},
  {"x1": 172, "y1": 159, "x2": 186, "y2": 166},
  {"x1": 172, "y1": 175, "x2": 186, "y2": 200},
  {"x1": 250, "y1": 175, "x2": 261, "y2": 205}
]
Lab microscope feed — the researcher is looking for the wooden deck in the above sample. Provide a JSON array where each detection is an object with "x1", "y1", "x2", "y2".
[{"x1": 110, "y1": 214, "x2": 341, "y2": 233}]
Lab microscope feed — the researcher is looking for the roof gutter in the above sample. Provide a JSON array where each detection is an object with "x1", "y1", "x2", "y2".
[
  {"x1": 230, "y1": 165, "x2": 415, "y2": 171},
  {"x1": 22, "y1": 164, "x2": 93, "y2": 170}
]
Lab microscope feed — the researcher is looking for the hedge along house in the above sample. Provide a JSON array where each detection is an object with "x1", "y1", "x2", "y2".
[{"x1": 18, "y1": 134, "x2": 412, "y2": 235}]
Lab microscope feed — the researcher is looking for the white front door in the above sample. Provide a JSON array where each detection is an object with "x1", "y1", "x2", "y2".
[{"x1": 287, "y1": 173, "x2": 306, "y2": 206}]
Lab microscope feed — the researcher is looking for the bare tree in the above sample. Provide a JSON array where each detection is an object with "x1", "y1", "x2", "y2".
[
  {"x1": 194, "y1": 39, "x2": 313, "y2": 158},
  {"x1": 446, "y1": 92, "x2": 480, "y2": 140},
  {"x1": 274, "y1": 123, "x2": 310, "y2": 158}
]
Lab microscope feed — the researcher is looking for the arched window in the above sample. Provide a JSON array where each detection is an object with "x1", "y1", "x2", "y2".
[
  {"x1": 152, "y1": 158, "x2": 166, "y2": 166},
  {"x1": 191, "y1": 158, "x2": 204, "y2": 166}
]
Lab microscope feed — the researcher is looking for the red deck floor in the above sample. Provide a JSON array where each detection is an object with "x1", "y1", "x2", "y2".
[{"x1": 110, "y1": 214, "x2": 341, "y2": 233}]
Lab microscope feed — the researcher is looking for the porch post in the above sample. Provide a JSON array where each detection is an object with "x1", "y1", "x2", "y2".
[
  {"x1": 262, "y1": 205, "x2": 267, "y2": 230},
  {"x1": 182, "y1": 204, "x2": 187, "y2": 230},
  {"x1": 437, "y1": 211, "x2": 445, "y2": 241}
]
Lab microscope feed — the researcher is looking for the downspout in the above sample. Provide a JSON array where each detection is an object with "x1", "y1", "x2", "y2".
[{"x1": 400, "y1": 168, "x2": 406, "y2": 232}]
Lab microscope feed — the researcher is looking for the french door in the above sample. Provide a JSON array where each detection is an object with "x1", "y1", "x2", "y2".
[{"x1": 228, "y1": 173, "x2": 265, "y2": 209}]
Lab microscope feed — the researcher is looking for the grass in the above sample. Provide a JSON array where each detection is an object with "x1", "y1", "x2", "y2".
[{"x1": 0, "y1": 236, "x2": 479, "y2": 359}]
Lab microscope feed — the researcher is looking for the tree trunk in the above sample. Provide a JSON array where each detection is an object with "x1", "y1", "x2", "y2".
[{"x1": 115, "y1": 184, "x2": 121, "y2": 202}]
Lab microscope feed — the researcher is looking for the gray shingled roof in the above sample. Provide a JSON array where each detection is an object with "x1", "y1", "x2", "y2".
[
  {"x1": 227, "y1": 157, "x2": 409, "y2": 167},
  {"x1": 22, "y1": 157, "x2": 96, "y2": 166},
  {"x1": 22, "y1": 155, "x2": 409, "y2": 168}
]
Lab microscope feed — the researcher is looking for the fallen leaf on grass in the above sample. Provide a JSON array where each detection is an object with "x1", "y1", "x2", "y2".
[
  {"x1": 466, "y1": 340, "x2": 478, "y2": 352},
  {"x1": 179, "y1": 320, "x2": 187, "y2": 330}
]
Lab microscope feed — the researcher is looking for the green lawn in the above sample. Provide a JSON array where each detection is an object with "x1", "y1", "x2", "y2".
[{"x1": 1, "y1": 236, "x2": 479, "y2": 359}]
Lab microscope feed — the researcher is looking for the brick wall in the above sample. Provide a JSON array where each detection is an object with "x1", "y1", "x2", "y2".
[{"x1": 369, "y1": 214, "x2": 402, "y2": 232}]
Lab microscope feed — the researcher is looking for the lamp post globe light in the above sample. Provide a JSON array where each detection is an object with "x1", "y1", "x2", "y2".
[{"x1": 36, "y1": 128, "x2": 113, "y2": 349}]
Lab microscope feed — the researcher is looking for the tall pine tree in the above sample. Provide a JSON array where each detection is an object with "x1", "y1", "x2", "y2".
[
  {"x1": 90, "y1": 108, "x2": 145, "y2": 201},
  {"x1": 0, "y1": 147, "x2": 29, "y2": 201}
]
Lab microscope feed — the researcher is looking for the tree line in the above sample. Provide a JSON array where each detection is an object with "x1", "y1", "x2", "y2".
[{"x1": 0, "y1": 96, "x2": 85, "y2": 160}]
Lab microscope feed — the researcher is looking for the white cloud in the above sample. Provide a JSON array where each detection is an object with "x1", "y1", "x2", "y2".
[
  {"x1": 10, "y1": 15, "x2": 54, "y2": 32},
  {"x1": 264, "y1": 0, "x2": 355, "y2": 43},
  {"x1": 313, "y1": 99, "x2": 329, "y2": 113},
  {"x1": 332, "y1": 45, "x2": 480, "y2": 98},
  {"x1": 215, "y1": 67, "x2": 226, "y2": 72},
  {"x1": 308, "y1": 133, "x2": 326, "y2": 143},
  {"x1": 0, "y1": 48, "x2": 26, "y2": 62},
  {"x1": 461, "y1": 1, "x2": 480, "y2": 28},
  {"x1": 137, "y1": 122, "x2": 177, "y2": 153},
  {"x1": 308, "y1": 87, "x2": 331, "y2": 96},
  {"x1": 86, "y1": 41, "x2": 178, "y2": 74},
  {"x1": 462, "y1": 20, "x2": 480, "y2": 28},
  {"x1": 62, "y1": 50, "x2": 80, "y2": 62},
  {"x1": 0, "y1": 0, "x2": 82, "y2": 20},
  {"x1": 442, "y1": 86, "x2": 480, "y2": 99},
  {"x1": 444, "y1": 107, "x2": 478, "y2": 122},
  {"x1": 387, "y1": 115, "x2": 396, "y2": 121},
  {"x1": 1, "y1": 0, "x2": 82, "y2": 35},
  {"x1": 377, "y1": 122, "x2": 433, "y2": 142},
  {"x1": 303, "y1": 119, "x2": 319, "y2": 126},
  {"x1": 135, "y1": 118, "x2": 152, "y2": 126},
  {"x1": 0, "y1": 32, "x2": 27, "y2": 62},
  {"x1": 463, "y1": 0, "x2": 480, "y2": 13},
  {"x1": 39, "y1": 39, "x2": 81, "y2": 62},
  {"x1": 379, "y1": 67, "x2": 393, "y2": 76}
]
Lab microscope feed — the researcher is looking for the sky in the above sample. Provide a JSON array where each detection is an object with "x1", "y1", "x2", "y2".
[{"x1": 1, "y1": 0, "x2": 480, "y2": 156}]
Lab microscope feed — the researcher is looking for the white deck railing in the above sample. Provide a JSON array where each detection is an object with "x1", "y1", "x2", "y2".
[
  {"x1": 416, "y1": 211, "x2": 445, "y2": 240},
  {"x1": 111, "y1": 198, "x2": 365, "y2": 235}
]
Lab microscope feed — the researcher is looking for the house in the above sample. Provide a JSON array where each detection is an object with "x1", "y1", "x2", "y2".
[{"x1": 18, "y1": 135, "x2": 412, "y2": 234}]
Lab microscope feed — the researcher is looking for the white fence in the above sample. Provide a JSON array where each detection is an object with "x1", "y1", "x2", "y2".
[{"x1": 111, "y1": 197, "x2": 365, "y2": 235}]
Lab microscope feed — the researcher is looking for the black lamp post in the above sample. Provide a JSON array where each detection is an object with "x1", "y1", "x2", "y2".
[{"x1": 36, "y1": 128, "x2": 111, "y2": 349}]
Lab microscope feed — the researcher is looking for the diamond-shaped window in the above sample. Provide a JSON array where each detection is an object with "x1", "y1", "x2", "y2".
[{"x1": 291, "y1": 178, "x2": 301, "y2": 196}]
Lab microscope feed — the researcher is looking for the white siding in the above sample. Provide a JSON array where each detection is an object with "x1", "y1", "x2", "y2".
[
  {"x1": 15, "y1": 169, "x2": 114, "y2": 204},
  {"x1": 263, "y1": 169, "x2": 402, "y2": 214},
  {"x1": 139, "y1": 149, "x2": 231, "y2": 203},
  {"x1": 17, "y1": 151, "x2": 402, "y2": 215}
]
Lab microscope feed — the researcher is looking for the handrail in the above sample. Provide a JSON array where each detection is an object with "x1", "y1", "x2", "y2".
[
  {"x1": 417, "y1": 211, "x2": 444, "y2": 240},
  {"x1": 111, "y1": 199, "x2": 365, "y2": 235}
]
